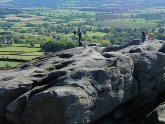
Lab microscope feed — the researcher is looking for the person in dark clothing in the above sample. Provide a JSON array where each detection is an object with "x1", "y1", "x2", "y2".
[
  {"x1": 74, "y1": 28, "x2": 82, "y2": 46},
  {"x1": 141, "y1": 31, "x2": 146, "y2": 43}
]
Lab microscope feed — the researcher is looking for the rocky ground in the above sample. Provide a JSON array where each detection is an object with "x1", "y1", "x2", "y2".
[{"x1": 0, "y1": 40, "x2": 165, "y2": 124}]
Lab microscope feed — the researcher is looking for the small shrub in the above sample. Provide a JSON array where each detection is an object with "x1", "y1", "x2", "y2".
[
  {"x1": 41, "y1": 40, "x2": 76, "y2": 52},
  {"x1": 5, "y1": 63, "x2": 12, "y2": 69}
]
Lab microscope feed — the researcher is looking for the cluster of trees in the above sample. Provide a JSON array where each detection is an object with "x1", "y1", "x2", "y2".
[
  {"x1": 157, "y1": 28, "x2": 165, "y2": 40},
  {"x1": 134, "y1": 12, "x2": 165, "y2": 21},
  {"x1": 0, "y1": 8, "x2": 21, "y2": 15},
  {"x1": 131, "y1": 12, "x2": 165, "y2": 27},
  {"x1": 0, "y1": 22, "x2": 13, "y2": 29},
  {"x1": 41, "y1": 38, "x2": 76, "y2": 52}
]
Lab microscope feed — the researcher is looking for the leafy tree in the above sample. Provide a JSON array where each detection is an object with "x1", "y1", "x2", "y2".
[
  {"x1": 41, "y1": 39, "x2": 76, "y2": 52},
  {"x1": 157, "y1": 33, "x2": 165, "y2": 40}
]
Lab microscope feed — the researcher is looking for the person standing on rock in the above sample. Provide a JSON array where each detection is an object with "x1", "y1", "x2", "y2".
[
  {"x1": 74, "y1": 28, "x2": 83, "y2": 46},
  {"x1": 141, "y1": 31, "x2": 150, "y2": 44},
  {"x1": 146, "y1": 33, "x2": 150, "y2": 41},
  {"x1": 141, "y1": 31, "x2": 146, "y2": 43}
]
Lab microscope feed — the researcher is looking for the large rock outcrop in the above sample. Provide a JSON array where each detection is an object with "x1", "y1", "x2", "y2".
[{"x1": 0, "y1": 40, "x2": 165, "y2": 124}]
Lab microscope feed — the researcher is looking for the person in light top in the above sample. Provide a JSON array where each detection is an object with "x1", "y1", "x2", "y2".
[{"x1": 141, "y1": 31, "x2": 150, "y2": 43}]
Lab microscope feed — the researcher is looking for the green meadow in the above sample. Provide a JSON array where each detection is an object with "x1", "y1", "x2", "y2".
[{"x1": 0, "y1": 44, "x2": 43, "y2": 68}]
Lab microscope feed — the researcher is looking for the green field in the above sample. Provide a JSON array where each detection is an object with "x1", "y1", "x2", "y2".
[
  {"x1": 0, "y1": 55, "x2": 38, "y2": 60},
  {"x1": 29, "y1": 9, "x2": 95, "y2": 17},
  {"x1": 94, "y1": 20, "x2": 157, "y2": 28},
  {"x1": 0, "y1": 61, "x2": 23, "y2": 68},
  {"x1": 0, "y1": 44, "x2": 43, "y2": 68},
  {"x1": 87, "y1": 32, "x2": 107, "y2": 37},
  {"x1": 0, "y1": 46, "x2": 41, "y2": 52}
]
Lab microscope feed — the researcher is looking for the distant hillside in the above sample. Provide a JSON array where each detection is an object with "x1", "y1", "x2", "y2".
[
  {"x1": 2, "y1": 0, "x2": 165, "y2": 9},
  {"x1": 0, "y1": 0, "x2": 12, "y2": 6},
  {"x1": 10, "y1": 0, "x2": 62, "y2": 7},
  {"x1": 10, "y1": 0, "x2": 105, "y2": 7},
  {"x1": 0, "y1": 0, "x2": 12, "y2": 2}
]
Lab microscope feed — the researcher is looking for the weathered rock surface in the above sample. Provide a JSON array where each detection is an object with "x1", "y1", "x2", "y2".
[
  {"x1": 159, "y1": 43, "x2": 165, "y2": 53},
  {"x1": 0, "y1": 40, "x2": 165, "y2": 124},
  {"x1": 143, "y1": 102, "x2": 165, "y2": 124}
]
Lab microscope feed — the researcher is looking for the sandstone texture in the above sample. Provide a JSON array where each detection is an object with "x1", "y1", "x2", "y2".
[{"x1": 0, "y1": 40, "x2": 165, "y2": 124}]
